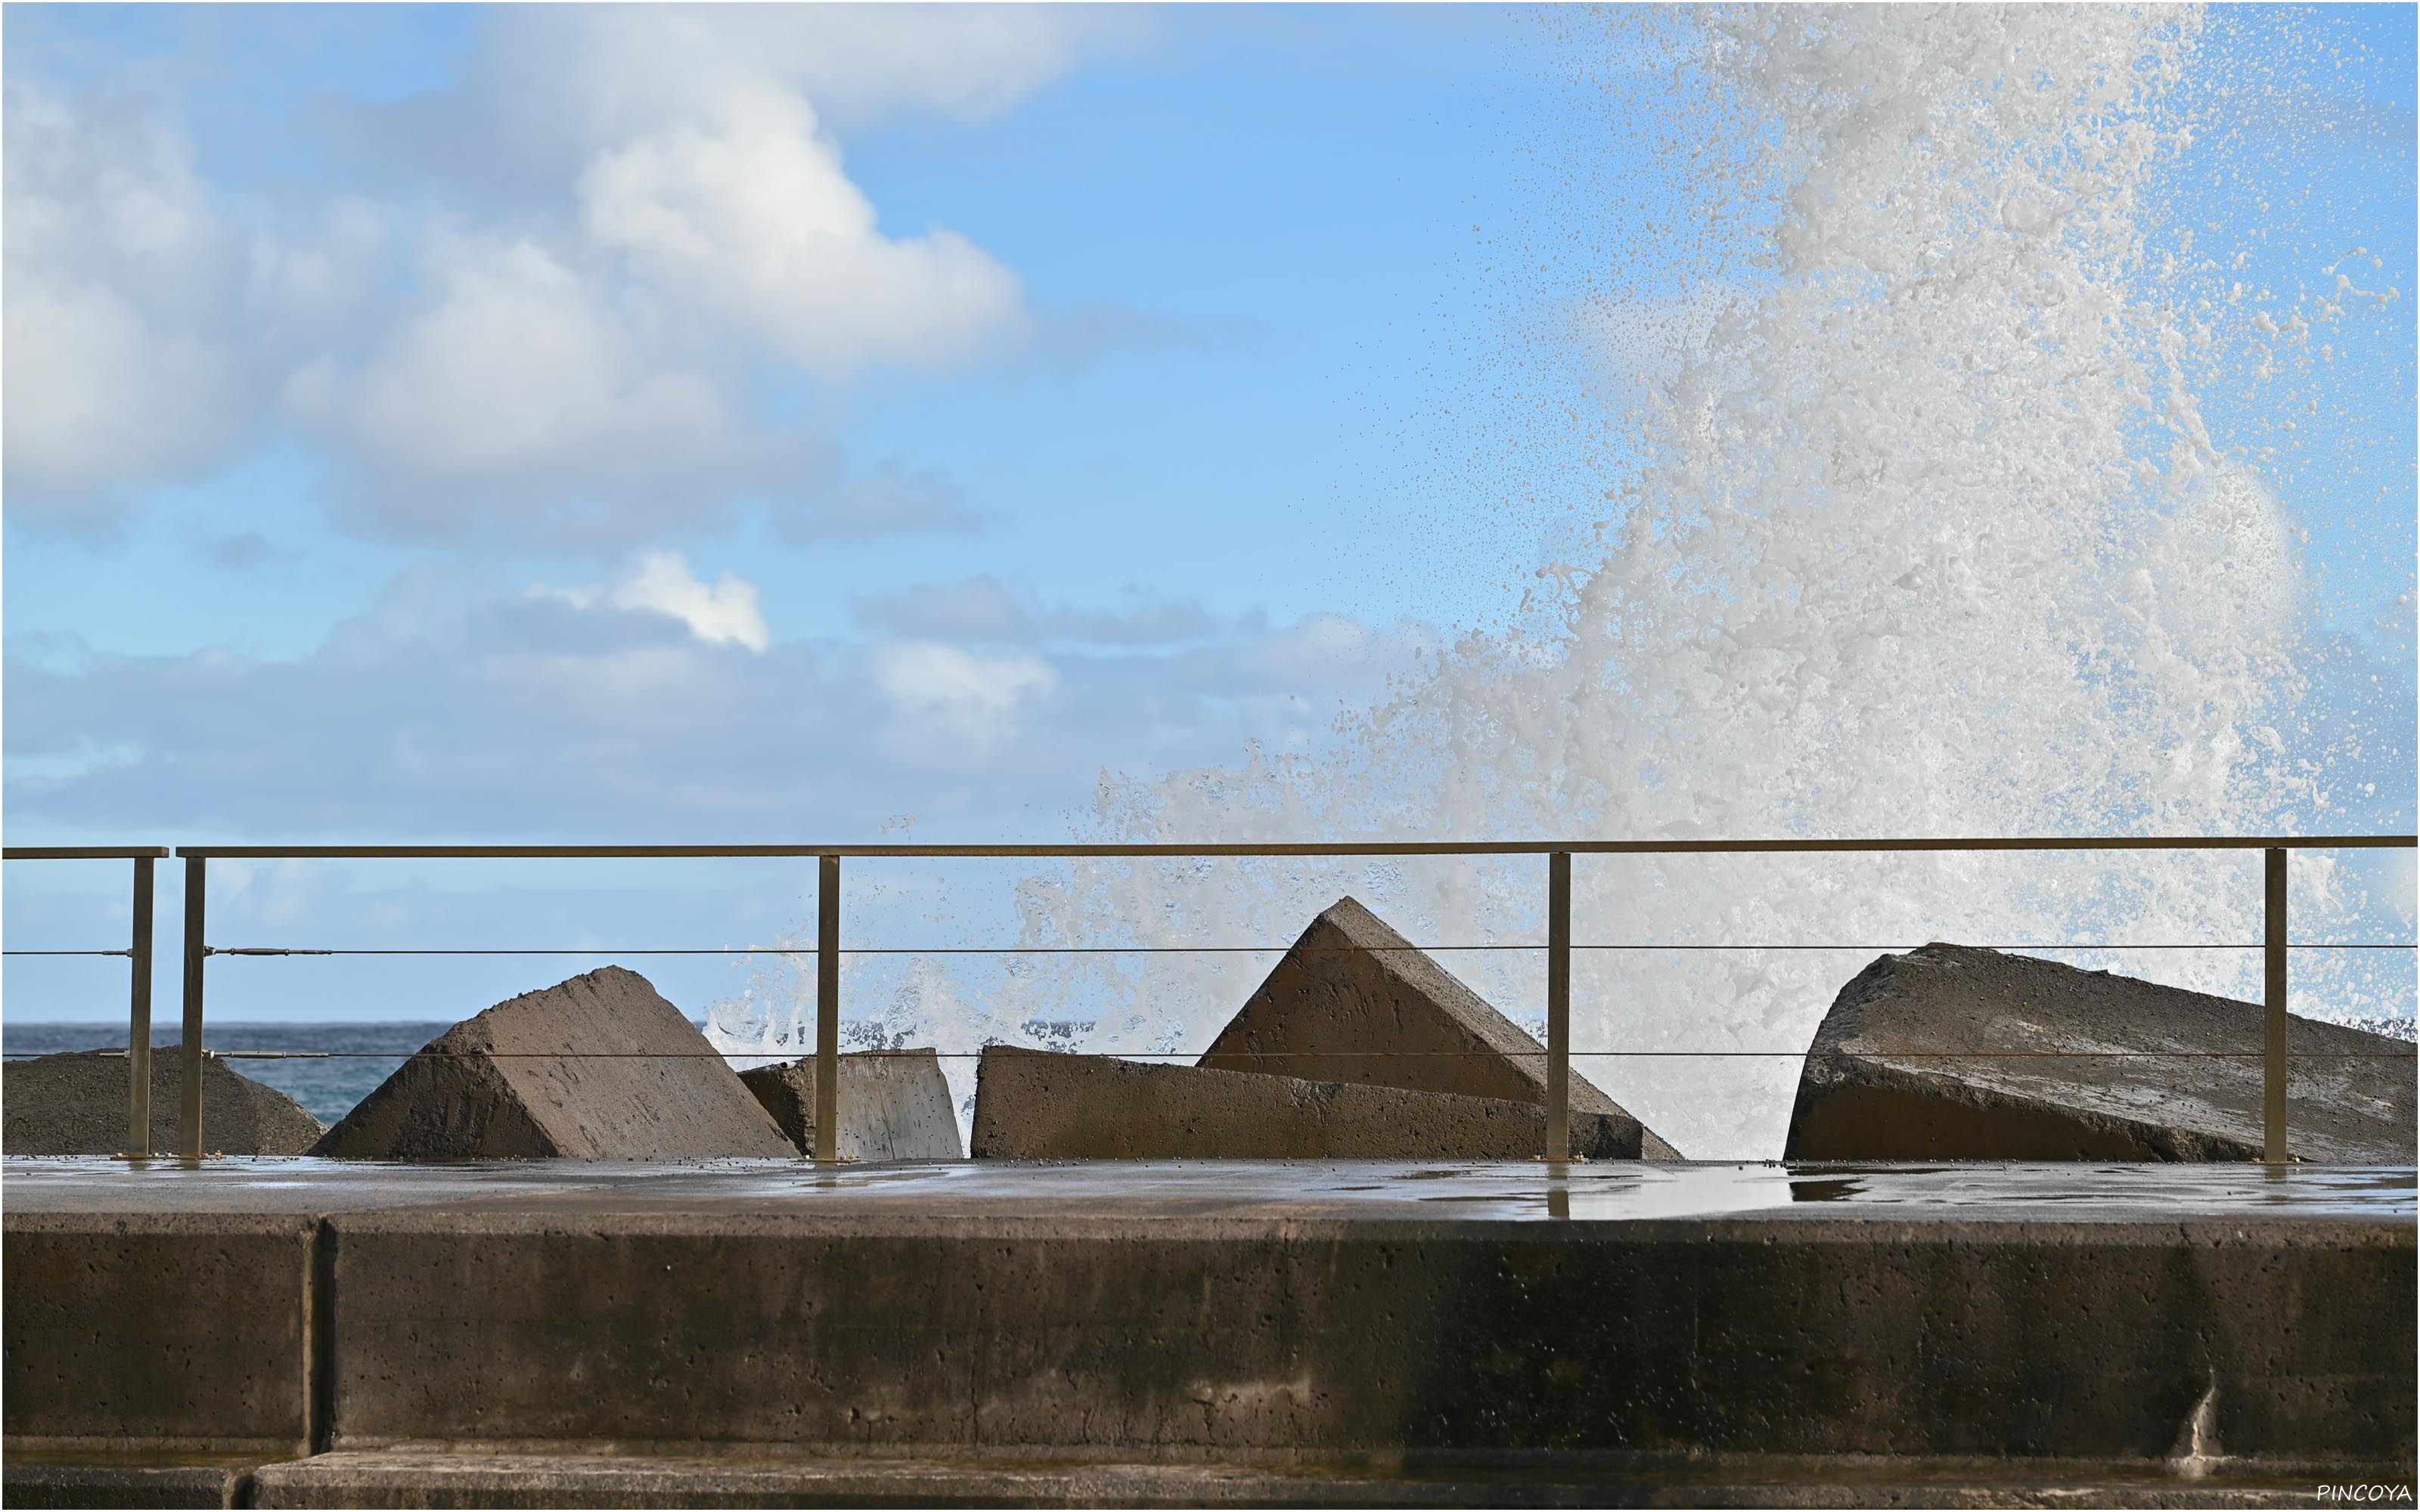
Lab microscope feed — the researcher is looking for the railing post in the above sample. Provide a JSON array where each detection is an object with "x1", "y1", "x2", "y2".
[
  {"x1": 180, "y1": 855, "x2": 207, "y2": 1158},
  {"x1": 126, "y1": 856, "x2": 155, "y2": 1157},
  {"x1": 814, "y1": 854, "x2": 840, "y2": 1163},
  {"x1": 2263, "y1": 847, "x2": 2288, "y2": 1163},
  {"x1": 1546, "y1": 850, "x2": 1571, "y2": 1160}
]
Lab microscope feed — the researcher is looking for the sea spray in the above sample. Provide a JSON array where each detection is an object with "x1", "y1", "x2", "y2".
[{"x1": 708, "y1": 6, "x2": 2413, "y2": 1157}]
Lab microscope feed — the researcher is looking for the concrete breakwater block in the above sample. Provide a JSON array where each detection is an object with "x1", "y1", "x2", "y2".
[
  {"x1": 970, "y1": 1045, "x2": 1642, "y2": 1158},
  {"x1": 740, "y1": 1049, "x2": 964, "y2": 1160},
  {"x1": 1200, "y1": 895, "x2": 1682, "y2": 1157},
  {"x1": 312, "y1": 967, "x2": 796, "y2": 1159},
  {"x1": 2, "y1": 1046, "x2": 323, "y2": 1156},
  {"x1": 1786, "y1": 943, "x2": 2419, "y2": 1162}
]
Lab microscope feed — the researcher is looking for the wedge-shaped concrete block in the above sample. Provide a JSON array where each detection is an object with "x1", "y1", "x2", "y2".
[
  {"x1": 1199, "y1": 895, "x2": 1682, "y2": 1157},
  {"x1": 2, "y1": 1046, "x2": 323, "y2": 1156},
  {"x1": 740, "y1": 1049, "x2": 964, "y2": 1160},
  {"x1": 1786, "y1": 943, "x2": 2418, "y2": 1162},
  {"x1": 970, "y1": 1045, "x2": 1640, "y2": 1158},
  {"x1": 313, "y1": 966, "x2": 795, "y2": 1159}
]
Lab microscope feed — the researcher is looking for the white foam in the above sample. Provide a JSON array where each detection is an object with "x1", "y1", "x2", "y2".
[{"x1": 712, "y1": 8, "x2": 2411, "y2": 1157}]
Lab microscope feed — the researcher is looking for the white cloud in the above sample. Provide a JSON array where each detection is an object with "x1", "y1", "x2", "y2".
[
  {"x1": 858, "y1": 576, "x2": 1035, "y2": 643},
  {"x1": 854, "y1": 575, "x2": 1235, "y2": 646},
  {"x1": 871, "y1": 642, "x2": 1059, "y2": 750},
  {"x1": 484, "y1": 6, "x2": 1133, "y2": 148},
  {"x1": 4, "y1": 280, "x2": 239, "y2": 503},
  {"x1": 2, "y1": 84, "x2": 250, "y2": 513},
  {"x1": 539, "y1": 550, "x2": 770, "y2": 652},
  {"x1": 4, "y1": 8, "x2": 1132, "y2": 541},
  {"x1": 614, "y1": 553, "x2": 771, "y2": 653},
  {"x1": 578, "y1": 88, "x2": 1025, "y2": 376},
  {"x1": 281, "y1": 234, "x2": 805, "y2": 540},
  {"x1": 287, "y1": 237, "x2": 690, "y2": 478},
  {"x1": 242, "y1": 197, "x2": 396, "y2": 353}
]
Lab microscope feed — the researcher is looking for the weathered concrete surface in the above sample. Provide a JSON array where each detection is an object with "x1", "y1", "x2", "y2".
[
  {"x1": 6, "y1": 1158, "x2": 2409, "y2": 1483},
  {"x1": 970, "y1": 1046, "x2": 1640, "y2": 1158},
  {"x1": 740, "y1": 1049, "x2": 963, "y2": 1160},
  {"x1": 1, "y1": 1447, "x2": 2358, "y2": 1507},
  {"x1": 0, "y1": 1458, "x2": 268, "y2": 1509},
  {"x1": 3, "y1": 1212, "x2": 314, "y2": 1458},
  {"x1": 310, "y1": 1217, "x2": 2415, "y2": 1465},
  {"x1": 234, "y1": 1448, "x2": 2354, "y2": 1508},
  {"x1": 1786, "y1": 944, "x2": 2420, "y2": 1163},
  {"x1": 3, "y1": 1048, "x2": 323, "y2": 1157},
  {"x1": 1200, "y1": 897, "x2": 1682, "y2": 1158},
  {"x1": 312, "y1": 967, "x2": 794, "y2": 1160}
]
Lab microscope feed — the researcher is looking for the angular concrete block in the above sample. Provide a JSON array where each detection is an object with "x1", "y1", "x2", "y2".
[
  {"x1": 1200, "y1": 896, "x2": 1682, "y2": 1157},
  {"x1": 970, "y1": 1046, "x2": 1640, "y2": 1158},
  {"x1": 2, "y1": 1046, "x2": 323, "y2": 1156},
  {"x1": 1785, "y1": 943, "x2": 2419, "y2": 1162},
  {"x1": 312, "y1": 967, "x2": 795, "y2": 1159},
  {"x1": 740, "y1": 1049, "x2": 964, "y2": 1160}
]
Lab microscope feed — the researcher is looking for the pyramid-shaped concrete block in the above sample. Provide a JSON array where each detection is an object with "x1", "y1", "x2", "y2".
[
  {"x1": 740, "y1": 1048, "x2": 964, "y2": 1160},
  {"x1": 1784, "y1": 943, "x2": 2418, "y2": 1163},
  {"x1": 313, "y1": 967, "x2": 796, "y2": 1159},
  {"x1": 3, "y1": 1046, "x2": 324, "y2": 1155},
  {"x1": 970, "y1": 1046, "x2": 1642, "y2": 1159},
  {"x1": 1199, "y1": 895, "x2": 1681, "y2": 1157}
]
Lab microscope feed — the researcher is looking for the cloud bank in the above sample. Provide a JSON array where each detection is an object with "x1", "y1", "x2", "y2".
[{"x1": 6, "y1": 564, "x2": 1432, "y2": 838}]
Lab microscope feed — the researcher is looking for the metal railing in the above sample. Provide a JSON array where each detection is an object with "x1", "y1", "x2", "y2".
[
  {"x1": 2, "y1": 848, "x2": 169, "y2": 1155},
  {"x1": 8, "y1": 834, "x2": 2415, "y2": 1163}
]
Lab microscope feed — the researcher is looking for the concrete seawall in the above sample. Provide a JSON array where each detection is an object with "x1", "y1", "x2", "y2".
[{"x1": 5, "y1": 1160, "x2": 2412, "y2": 1506}]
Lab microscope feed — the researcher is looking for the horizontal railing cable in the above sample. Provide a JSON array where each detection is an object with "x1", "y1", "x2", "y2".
[
  {"x1": 10, "y1": 1047, "x2": 2409, "y2": 1061},
  {"x1": 169, "y1": 835, "x2": 2418, "y2": 858},
  {"x1": 11, "y1": 938, "x2": 2405, "y2": 958},
  {"x1": 172, "y1": 941, "x2": 2420, "y2": 957}
]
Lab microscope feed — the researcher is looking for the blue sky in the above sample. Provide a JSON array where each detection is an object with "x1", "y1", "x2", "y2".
[{"x1": 5, "y1": 5, "x2": 2412, "y2": 1026}]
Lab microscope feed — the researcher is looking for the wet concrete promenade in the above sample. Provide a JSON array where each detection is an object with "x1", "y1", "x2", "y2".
[
  {"x1": 6, "y1": 1158, "x2": 2414, "y2": 1507},
  {"x1": 8, "y1": 1151, "x2": 2414, "y2": 1218}
]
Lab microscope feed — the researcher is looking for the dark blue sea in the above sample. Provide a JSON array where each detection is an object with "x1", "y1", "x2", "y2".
[{"x1": 3, "y1": 1021, "x2": 451, "y2": 1126}]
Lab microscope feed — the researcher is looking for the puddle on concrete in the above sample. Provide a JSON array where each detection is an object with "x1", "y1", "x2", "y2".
[{"x1": 794, "y1": 1170, "x2": 932, "y2": 1189}]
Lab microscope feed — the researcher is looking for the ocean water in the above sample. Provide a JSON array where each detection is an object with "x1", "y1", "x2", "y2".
[
  {"x1": 6, "y1": 1021, "x2": 451, "y2": 1126},
  {"x1": 707, "y1": 7, "x2": 2417, "y2": 1160}
]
